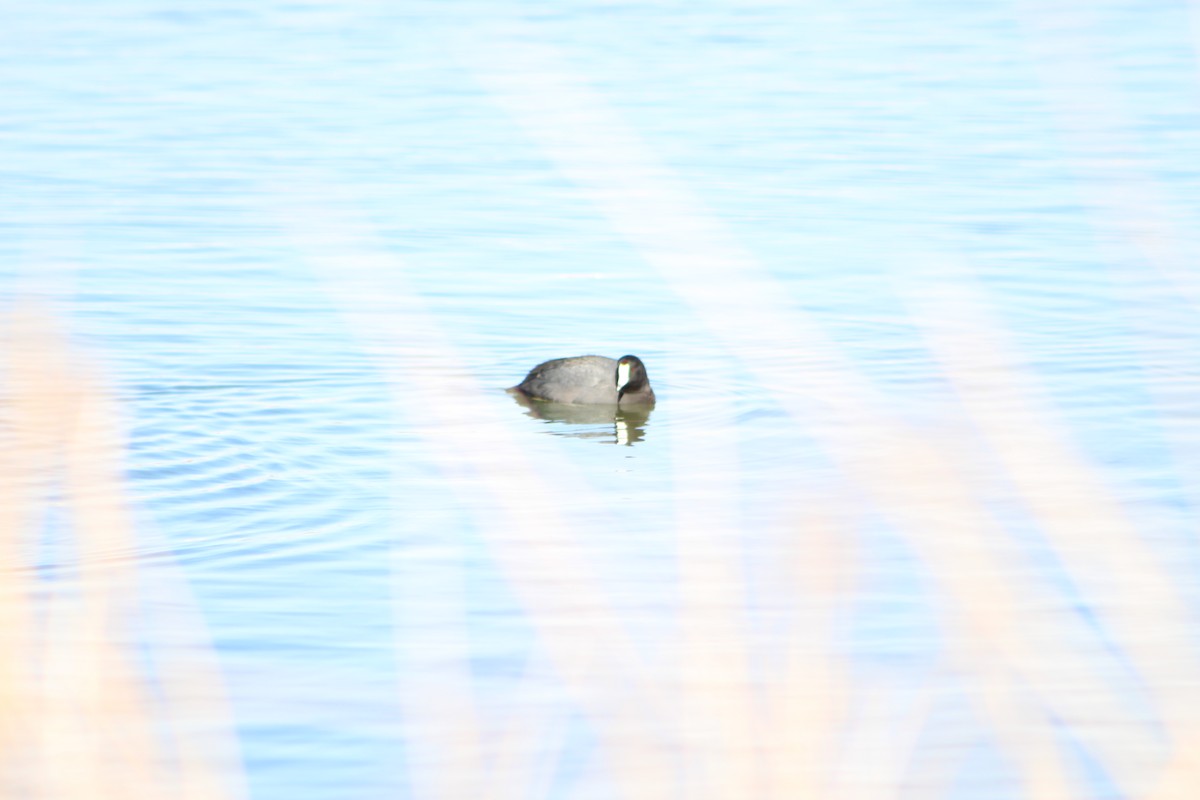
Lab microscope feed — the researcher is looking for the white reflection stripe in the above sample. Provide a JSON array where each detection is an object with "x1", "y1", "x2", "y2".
[
  {"x1": 471, "y1": 41, "x2": 1183, "y2": 794},
  {"x1": 279, "y1": 196, "x2": 673, "y2": 795}
]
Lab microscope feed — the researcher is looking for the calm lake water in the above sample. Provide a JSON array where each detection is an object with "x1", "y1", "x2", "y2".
[{"x1": 3, "y1": 1, "x2": 1199, "y2": 798}]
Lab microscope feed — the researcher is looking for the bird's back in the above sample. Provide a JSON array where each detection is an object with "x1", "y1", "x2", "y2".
[{"x1": 512, "y1": 355, "x2": 619, "y2": 404}]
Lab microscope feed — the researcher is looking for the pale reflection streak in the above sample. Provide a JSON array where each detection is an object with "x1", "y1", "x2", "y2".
[
  {"x1": 1016, "y1": 7, "x2": 1200, "y2": 794},
  {"x1": 294, "y1": 200, "x2": 860, "y2": 797},
  {"x1": 288, "y1": 210, "x2": 675, "y2": 797},
  {"x1": 471, "y1": 40, "x2": 1196, "y2": 797},
  {"x1": 912, "y1": 276, "x2": 1200, "y2": 798},
  {"x1": 1017, "y1": 1, "x2": 1200, "y2": 535},
  {"x1": 0, "y1": 311, "x2": 244, "y2": 800}
]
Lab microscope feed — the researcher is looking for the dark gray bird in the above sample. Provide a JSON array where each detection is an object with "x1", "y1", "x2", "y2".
[{"x1": 510, "y1": 355, "x2": 656, "y2": 406}]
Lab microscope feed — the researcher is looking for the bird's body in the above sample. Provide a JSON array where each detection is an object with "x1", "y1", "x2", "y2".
[{"x1": 511, "y1": 355, "x2": 655, "y2": 406}]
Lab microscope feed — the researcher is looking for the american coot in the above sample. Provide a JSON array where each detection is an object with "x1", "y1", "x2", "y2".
[{"x1": 510, "y1": 355, "x2": 656, "y2": 406}]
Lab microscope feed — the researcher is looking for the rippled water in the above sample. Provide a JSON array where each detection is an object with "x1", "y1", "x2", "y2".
[{"x1": 3, "y1": 1, "x2": 1199, "y2": 798}]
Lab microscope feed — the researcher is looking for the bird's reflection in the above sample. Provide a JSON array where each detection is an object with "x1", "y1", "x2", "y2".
[{"x1": 509, "y1": 393, "x2": 652, "y2": 445}]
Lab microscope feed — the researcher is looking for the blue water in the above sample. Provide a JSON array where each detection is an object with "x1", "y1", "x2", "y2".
[{"x1": 3, "y1": 1, "x2": 1198, "y2": 798}]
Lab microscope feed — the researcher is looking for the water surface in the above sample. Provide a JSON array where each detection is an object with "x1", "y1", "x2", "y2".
[{"x1": 2, "y1": 1, "x2": 1198, "y2": 798}]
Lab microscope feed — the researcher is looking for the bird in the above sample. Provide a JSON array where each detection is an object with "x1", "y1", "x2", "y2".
[{"x1": 510, "y1": 355, "x2": 656, "y2": 406}]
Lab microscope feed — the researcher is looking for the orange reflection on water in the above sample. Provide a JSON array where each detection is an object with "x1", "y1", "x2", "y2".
[{"x1": 0, "y1": 310, "x2": 243, "y2": 800}]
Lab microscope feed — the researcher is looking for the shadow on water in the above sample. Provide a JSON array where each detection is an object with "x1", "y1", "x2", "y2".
[{"x1": 508, "y1": 391, "x2": 653, "y2": 446}]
